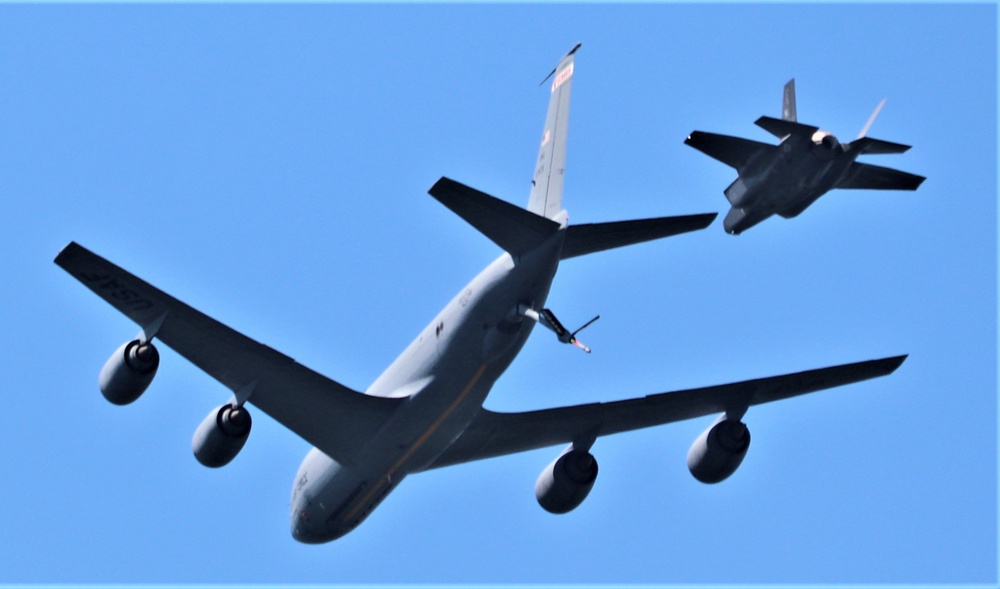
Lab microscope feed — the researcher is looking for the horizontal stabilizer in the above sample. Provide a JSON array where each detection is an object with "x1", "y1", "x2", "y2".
[
  {"x1": 685, "y1": 131, "x2": 775, "y2": 170},
  {"x1": 754, "y1": 116, "x2": 819, "y2": 139},
  {"x1": 560, "y1": 213, "x2": 717, "y2": 260},
  {"x1": 429, "y1": 177, "x2": 561, "y2": 256},
  {"x1": 849, "y1": 136, "x2": 912, "y2": 155},
  {"x1": 837, "y1": 162, "x2": 925, "y2": 191}
]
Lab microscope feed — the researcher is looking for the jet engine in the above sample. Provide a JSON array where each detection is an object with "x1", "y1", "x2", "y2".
[
  {"x1": 535, "y1": 448, "x2": 598, "y2": 514},
  {"x1": 192, "y1": 404, "x2": 252, "y2": 468},
  {"x1": 810, "y1": 130, "x2": 842, "y2": 159},
  {"x1": 687, "y1": 418, "x2": 751, "y2": 484},
  {"x1": 98, "y1": 340, "x2": 160, "y2": 405}
]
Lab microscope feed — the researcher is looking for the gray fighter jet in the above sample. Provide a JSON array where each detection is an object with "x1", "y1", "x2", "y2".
[
  {"x1": 685, "y1": 79, "x2": 925, "y2": 234},
  {"x1": 55, "y1": 50, "x2": 906, "y2": 543}
]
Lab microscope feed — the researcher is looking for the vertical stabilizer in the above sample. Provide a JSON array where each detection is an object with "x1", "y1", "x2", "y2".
[
  {"x1": 782, "y1": 79, "x2": 797, "y2": 122},
  {"x1": 528, "y1": 44, "x2": 579, "y2": 220},
  {"x1": 856, "y1": 98, "x2": 886, "y2": 140}
]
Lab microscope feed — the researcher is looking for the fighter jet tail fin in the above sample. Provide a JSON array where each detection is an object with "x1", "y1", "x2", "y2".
[
  {"x1": 782, "y1": 79, "x2": 797, "y2": 122},
  {"x1": 754, "y1": 116, "x2": 819, "y2": 140},
  {"x1": 429, "y1": 177, "x2": 561, "y2": 256},
  {"x1": 856, "y1": 98, "x2": 886, "y2": 140}
]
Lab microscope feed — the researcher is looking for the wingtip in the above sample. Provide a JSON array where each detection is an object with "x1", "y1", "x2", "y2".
[
  {"x1": 881, "y1": 354, "x2": 909, "y2": 374},
  {"x1": 54, "y1": 241, "x2": 82, "y2": 265},
  {"x1": 428, "y1": 176, "x2": 455, "y2": 196}
]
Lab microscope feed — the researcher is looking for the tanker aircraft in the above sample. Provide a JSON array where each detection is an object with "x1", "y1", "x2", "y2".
[
  {"x1": 685, "y1": 79, "x2": 925, "y2": 234},
  {"x1": 56, "y1": 47, "x2": 906, "y2": 543}
]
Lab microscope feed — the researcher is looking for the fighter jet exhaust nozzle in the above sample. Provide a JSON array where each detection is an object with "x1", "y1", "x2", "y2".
[
  {"x1": 535, "y1": 448, "x2": 599, "y2": 514},
  {"x1": 192, "y1": 403, "x2": 253, "y2": 468},
  {"x1": 687, "y1": 417, "x2": 751, "y2": 484},
  {"x1": 810, "y1": 131, "x2": 841, "y2": 159},
  {"x1": 99, "y1": 340, "x2": 160, "y2": 405}
]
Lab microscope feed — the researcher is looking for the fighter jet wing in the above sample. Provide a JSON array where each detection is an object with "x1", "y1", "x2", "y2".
[
  {"x1": 420, "y1": 355, "x2": 906, "y2": 470},
  {"x1": 54, "y1": 242, "x2": 403, "y2": 466},
  {"x1": 684, "y1": 131, "x2": 776, "y2": 170},
  {"x1": 837, "y1": 162, "x2": 926, "y2": 191}
]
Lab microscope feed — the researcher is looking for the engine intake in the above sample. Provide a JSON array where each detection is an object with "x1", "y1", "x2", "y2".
[
  {"x1": 98, "y1": 340, "x2": 159, "y2": 405},
  {"x1": 687, "y1": 418, "x2": 751, "y2": 484},
  {"x1": 192, "y1": 404, "x2": 252, "y2": 468},
  {"x1": 535, "y1": 448, "x2": 599, "y2": 514}
]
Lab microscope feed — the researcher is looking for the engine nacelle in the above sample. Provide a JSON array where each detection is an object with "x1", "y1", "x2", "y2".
[
  {"x1": 687, "y1": 418, "x2": 751, "y2": 484},
  {"x1": 192, "y1": 404, "x2": 252, "y2": 468},
  {"x1": 98, "y1": 340, "x2": 160, "y2": 405},
  {"x1": 535, "y1": 448, "x2": 599, "y2": 514}
]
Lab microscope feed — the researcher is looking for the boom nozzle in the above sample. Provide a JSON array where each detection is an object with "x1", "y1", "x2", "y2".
[{"x1": 521, "y1": 304, "x2": 598, "y2": 353}]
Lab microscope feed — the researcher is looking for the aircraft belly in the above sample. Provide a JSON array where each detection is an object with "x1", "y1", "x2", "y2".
[
  {"x1": 292, "y1": 245, "x2": 559, "y2": 543},
  {"x1": 738, "y1": 153, "x2": 836, "y2": 220},
  {"x1": 290, "y1": 449, "x2": 374, "y2": 543},
  {"x1": 292, "y1": 347, "x2": 508, "y2": 543}
]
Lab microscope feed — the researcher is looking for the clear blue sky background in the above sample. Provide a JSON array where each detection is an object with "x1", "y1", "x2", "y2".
[{"x1": 0, "y1": 4, "x2": 995, "y2": 586}]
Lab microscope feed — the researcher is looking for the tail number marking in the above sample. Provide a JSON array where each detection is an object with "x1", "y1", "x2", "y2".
[{"x1": 551, "y1": 63, "x2": 573, "y2": 93}]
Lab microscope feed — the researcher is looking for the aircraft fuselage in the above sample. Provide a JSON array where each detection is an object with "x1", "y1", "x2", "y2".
[
  {"x1": 724, "y1": 134, "x2": 857, "y2": 234},
  {"x1": 290, "y1": 231, "x2": 564, "y2": 542}
]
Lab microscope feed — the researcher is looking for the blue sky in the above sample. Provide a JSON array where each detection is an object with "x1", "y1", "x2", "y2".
[{"x1": 0, "y1": 3, "x2": 995, "y2": 586}]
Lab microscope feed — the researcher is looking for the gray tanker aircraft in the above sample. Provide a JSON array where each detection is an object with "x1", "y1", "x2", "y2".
[
  {"x1": 56, "y1": 48, "x2": 906, "y2": 544},
  {"x1": 685, "y1": 79, "x2": 925, "y2": 234}
]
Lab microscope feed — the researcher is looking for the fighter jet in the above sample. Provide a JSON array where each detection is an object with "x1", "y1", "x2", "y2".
[
  {"x1": 55, "y1": 50, "x2": 906, "y2": 544},
  {"x1": 685, "y1": 79, "x2": 925, "y2": 234}
]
